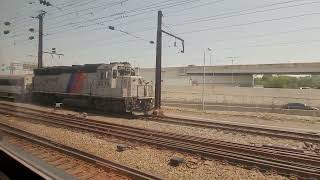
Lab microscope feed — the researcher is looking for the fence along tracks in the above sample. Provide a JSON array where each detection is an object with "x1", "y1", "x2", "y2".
[
  {"x1": 145, "y1": 115, "x2": 320, "y2": 143},
  {"x1": 0, "y1": 124, "x2": 162, "y2": 180},
  {"x1": 0, "y1": 103, "x2": 319, "y2": 179}
]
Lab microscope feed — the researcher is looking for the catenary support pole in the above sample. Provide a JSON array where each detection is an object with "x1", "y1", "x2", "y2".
[
  {"x1": 37, "y1": 11, "x2": 45, "y2": 68},
  {"x1": 155, "y1": 10, "x2": 163, "y2": 110}
]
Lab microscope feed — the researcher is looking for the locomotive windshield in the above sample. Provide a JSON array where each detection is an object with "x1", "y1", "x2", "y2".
[{"x1": 118, "y1": 65, "x2": 135, "y2": 76}]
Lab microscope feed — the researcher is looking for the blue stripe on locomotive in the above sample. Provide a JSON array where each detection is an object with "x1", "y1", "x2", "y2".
[{"x1": 66, "y1": 73, "x2": 76, "y2": 93}]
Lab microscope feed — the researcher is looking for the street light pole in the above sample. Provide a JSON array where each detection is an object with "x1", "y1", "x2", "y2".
[
  {"x1": 228, "y1": 56, "x2": 238, "y2": 86},
  {"x1": 231, "y1": 59, "x2": 234, "y2": 85},
  {"x1": 209, "y1": 50, "x2": 214, "y2": 78},
  {"x1": 202, "y1": 48, "x2": 212, "y2": 111},
  {"x1": 202, "y1": 50, "x2": 206, "y2": 111}
]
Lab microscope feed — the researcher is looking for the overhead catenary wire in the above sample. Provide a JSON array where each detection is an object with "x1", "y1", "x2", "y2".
[
  {"x1": 10, "y1": 0, "x2": 121, "y2": 33},
  {"x1": 5, "y1": 0, "x2": 104, "y2": 26},
  {"x1": 8, "y1": 0, "x2": 307, "y2": 39},
  {"x1": 108, "y1": 26, "x2": 155, "y2": 44},
  {"x1": 3, "y1": 0, "x2": 129, "y2": 40},
  {"x1": 46, "y1": 0, "x2": 199, "y2": 32},
  {"x1": 3, "y1": 0, "x2": 320, "y2": 65},
  {"x1": 7, "y1": 9, "x2": 320, "y2": 53},
  {"x1": 209, "y1": 26, "x2": 320, "y2": 44},
  {"x1": 218, "y1": 38, "x2": 320, "y2": 52},
  {"x1": 5, "y1": 0, "x2": 219, "y2": 34},
  {"x1": 6, "y1": 3, "x2": 320, "y2": 48},
  {"x1": 179, "y1": 12, "x2": 320, "y2": 35},
  {"x1": 32, "y1": 0, "x2": 200, "y2": 38},
  {"x1": 35, "y1": 0, "x2": 319, "y2": 41},
  {"x1": 170, "y1": 0, "x2": 320, "y2": 27},
  {"x1": 3, "y1": 0, "x2": 313, "y2": 37},
  {"x1": 7, "y1": 0, "x2": 199, "y2": 38},
  {"x1": 47, "y1": 13, "x2": 320, "y2": 60}
]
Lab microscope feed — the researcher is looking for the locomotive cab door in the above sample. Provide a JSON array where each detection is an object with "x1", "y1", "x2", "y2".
[{"x1": 111, "y1": 68, "x2": 117, "y2": 88}]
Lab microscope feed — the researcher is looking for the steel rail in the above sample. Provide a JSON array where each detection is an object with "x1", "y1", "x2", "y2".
[
  {"x1": 1, "y1": 105, "x2": 320, "y2": 163},
  {"x1": 1, "y1": 105, "x2": 320, "y2": 162},
  {"x1": 1, "y1": 104, "x2": 319, "y2": 164},
  {"x1": 0, "y1": 142, "x2": 74, "y2": 180},
  {"x1": 145, "y1": 115, "x2": 320, "y2": 143},
  {"x1": 1, "y1": 102, "x2": 319, "y2": 143},
  {"x1": 0, "y1": 106, "x2": 319, "y2": 179},
  {"x1": 0, "y1": 123, "x2": 162, "y2": 180}
]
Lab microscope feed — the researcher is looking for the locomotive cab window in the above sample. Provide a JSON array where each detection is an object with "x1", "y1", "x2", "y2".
[
  {"x1": 99, "y1": 71, "x2": 108, "y2": 79},
  {"x1": 112, "y1": 70, "x2": 117, "y2": 79}
]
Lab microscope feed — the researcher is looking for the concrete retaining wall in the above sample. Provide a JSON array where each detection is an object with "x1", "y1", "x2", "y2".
[{"x1": 162, "y1": 86, "x2": 320, "y2": 107}]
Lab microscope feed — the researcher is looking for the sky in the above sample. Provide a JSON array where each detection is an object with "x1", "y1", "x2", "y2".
[{"x1": 1, "y1": 0, "x2": 320, "y2": 70}]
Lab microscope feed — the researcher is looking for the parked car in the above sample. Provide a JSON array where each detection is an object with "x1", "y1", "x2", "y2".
[{"x1": 282, "y1": 103, "x2": 319, "y2": 110}]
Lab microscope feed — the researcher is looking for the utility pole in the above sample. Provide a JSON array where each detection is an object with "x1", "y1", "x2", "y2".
[
  {"x1": 37, "y1": 11, "x2": 46, "y2": 68},
  {"x1": 154, "y1": 10, "x2": 185, "y2": 113}
]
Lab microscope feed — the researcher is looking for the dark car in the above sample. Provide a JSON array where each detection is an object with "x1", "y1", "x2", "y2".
[{"x1": 283, "y1": 103, "x2": 319, "y2": 110}]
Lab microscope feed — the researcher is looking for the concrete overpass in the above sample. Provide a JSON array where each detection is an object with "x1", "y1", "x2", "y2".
[
  {"x1": 186, "y1": 62, "x2": 320, "y2": 75},
  {"x1": 140, "y1": 62, "x2": 320, "y2": 87}
]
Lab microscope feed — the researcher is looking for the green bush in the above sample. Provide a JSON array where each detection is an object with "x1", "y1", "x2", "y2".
[{"x1": 255, "y1": 75, "x2": 320, "y2": 89}]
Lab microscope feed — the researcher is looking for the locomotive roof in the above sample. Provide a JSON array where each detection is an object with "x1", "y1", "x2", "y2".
[
  {"x1": 34, "y1": 62, "x2": 132, "y2": 75},
  {"x1": 34, "y1": 64, "x2": 104, "y2": 75}
]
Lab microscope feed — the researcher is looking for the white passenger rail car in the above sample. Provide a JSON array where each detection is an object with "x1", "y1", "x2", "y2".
[{"x1": 0, "y1": 75, "x2": 33, "y2": 100}]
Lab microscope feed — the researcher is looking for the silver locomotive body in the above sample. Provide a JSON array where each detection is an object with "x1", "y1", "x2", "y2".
[{"x1": 32, "y1": 62, "x2": 154, "y2": 112}]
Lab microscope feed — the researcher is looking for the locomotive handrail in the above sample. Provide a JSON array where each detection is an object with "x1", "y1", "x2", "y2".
[{"x1": 137, "y1": 84, "x2": 153, "y2": 97}]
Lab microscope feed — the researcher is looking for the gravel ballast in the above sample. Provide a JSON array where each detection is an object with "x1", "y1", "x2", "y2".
[
  {"x1": 0, "y1": 101, "x2": 317, "y2": 150},
  {"x1": 2, "y1": 116, "x2": 288, "y2": 180},
  {"x1": 162, "y1": 106, "x2": 320, "y2": 131},
  {"x1": 6, "y1": 136, "x2": 127, "y2": 180}
]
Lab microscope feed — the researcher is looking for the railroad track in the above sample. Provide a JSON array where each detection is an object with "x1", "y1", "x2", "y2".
[
  {"x1": 0, "y1": 104, "x2": 319, "y2": 179},
  {"x1": 145, "y1": 115, "x2": 320, "y2": 143},
  {"x1": 0, "y1": 123, "x2": 162, "y2": 180},
  {"x1": 1, "y1": 139, "x2": 75, "y2": 180},
  {"x1": 2, "y1": 101, "x2": 319, "y2": 143}
]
